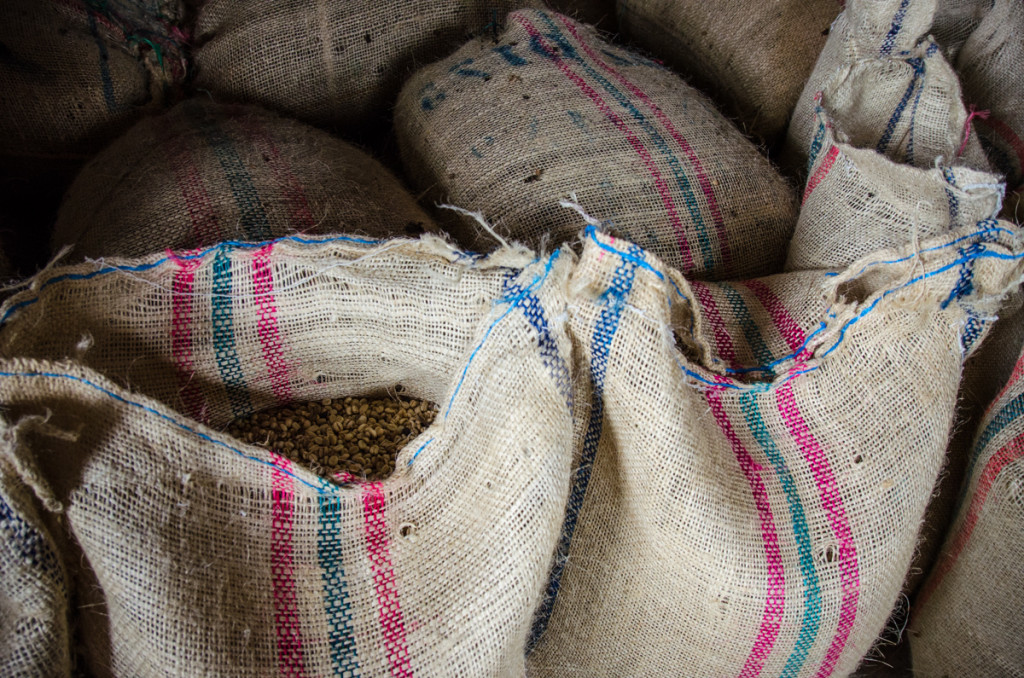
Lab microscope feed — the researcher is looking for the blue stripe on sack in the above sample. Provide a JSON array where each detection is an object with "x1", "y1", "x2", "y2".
[
  {"x1": 86, "y1": 10, "x2": 118, "y2": 112},
  {"x1": 740, "y1": 393, "x2": 822, "y2": 677},
  {"x1": 211, "y1": 246, "x2": 252, "y2": 418},
  {"x1": 880, "y1": 0, "x2": 912, "y2": 56},
  {"x1": 943, "y1": 168, "x2": 961, "y2": 226},
  {"x1": 807, "y1": 118, "x2": 827, "y2": 177},
  {"x1": 0, "y1": 369, "x2": 328, "y2": 493},
  {"x1": 720, "y1": 284, "x2": 775, "y2": 378},
  {"x1": 533, "y1": 12, "x2": 717, "y2": 271},
  {"x1": 185, "y1": 103, "x2": 272, "y2": 241},
  {"x1": 502, "y1": 272, "x2": 573, "y2": 411},
  {"x1": 527, "y1": 243, "x2": 643, "y2": 651},
  {"x1": 0, "y1": 492, "x2": 63, "y2": 584},
  {"x1": 876, "y1": 56, "x2": 925, "y2": 156},
  {"x1": 318, "y1": 496, "x2": 362, "y2": 676}
]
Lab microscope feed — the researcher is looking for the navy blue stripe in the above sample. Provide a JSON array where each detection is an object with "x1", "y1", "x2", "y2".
[
  {"x1": 528, "y1": 244, "x2": 643, "y2": 651},
  {"x1": 880, "y1": 0, "x2": 912, "y2": 56},
  {"x1": 876, "y1": 57, "x2": 925, "y2": 155},
  {"x1": 86, "y1": 10, "x2": 117, "y2": 112},
  {"x1": 502, "y1": 273, "x2": 573, "y2": 411}
]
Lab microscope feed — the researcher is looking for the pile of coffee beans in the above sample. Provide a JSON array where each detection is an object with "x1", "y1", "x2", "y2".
[{"x1": 227, "y1": 395, "x2": 437, "y2": 481}]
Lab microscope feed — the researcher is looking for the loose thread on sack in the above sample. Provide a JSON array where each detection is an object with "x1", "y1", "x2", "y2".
[
  {"x1": 957, "y1": 105, "x2": 990, "y2": 159},
  {"x1": 438, "y1": 204, "x2": 512, "y2": 250},
  {"x1": 591, "y1": 226, "x2": 1024, "y2": 391},
  {"x1": 0, "y1": 369, "x2": 334, "y2": 495}
]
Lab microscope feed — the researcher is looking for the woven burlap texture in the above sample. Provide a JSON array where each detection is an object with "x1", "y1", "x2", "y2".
[
  {"x1": 0, "y1": 234, "x2": 578, "y2": 677},
  {"x1": 0, "y1": 0, "x2": 185, "y2": 161},
  {"x1": 615, "y1": 0, "x2": 840, "y2": 143},
  {"x1": 785, "y1": 0, "x2": 990, "y2": 177},
  {"x1": 395, "y1": 9, "x2": 798, "y2": 281},
  {"x1": 192, "y1": 0, "x2": 540, "y2": 129},
  {"x1": 0, "y1": 459, "x2": 71, "y2": 677},
  {"x1": 525, "y1": 222, "x2": 1024, "y2": 677},
  {"x1": 909, "y1": 343, "x2": 1024, "y2": 677},
  {"x1": 906, "y1": 288, "x2": 1024, "y2": 595},
  {"x1": 951, "y1": 0, "x2": 1024, "y2": 192},
  {"x1": 52, "y1": 99, "x2": 438, "y2": 261},
  {"x1": 786, "y1": 38, "x2": 1002, "y2": 271}
]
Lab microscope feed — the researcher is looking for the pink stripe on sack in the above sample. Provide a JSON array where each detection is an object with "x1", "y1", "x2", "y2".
[
  {"x1": 985, "y1": 350, "x2": 1024, "y2": 420},
  {"x1": 271, "y1": 453, "x2": 308, "y2": 677},
  {"x1": 707, "y1": 388, "x2": 785, "y2": 678},
  {"x1": 252, "y1": 244, "x2": 293, "y2": 404},
  {"x1": 741, "y1": 279, "x2": 809, "y2": 358},
  {"x1": 557, "y1": 15, "x2": 731, "y2": 268},
  {"x1": 168, "y1": 120, "x2": 224, "y2": 246},
  {"x1": 513, "y1": 13, "x2": 695, "y2": 270},
  {"x1": 238, "y1": 113, "x2": 317, "y2": 233},
  {"x1": 363, "y1": 482, "x2": 413, "y2": 677},
  {"x1": 170, "y1": 254, "x2": 208, "y2": 422},
  {"x1": 802, "y1": 146, "x2": 840, "y2": 206},
  {"x1": 776, "y1": 384, "x2": 860, "y2": 678},
  {"x1": 916, "y1": 431, "x2": 1024, "y2": 609},
  {"x1": 691, "y1": 282, "x2": 741, "y2": 369}
]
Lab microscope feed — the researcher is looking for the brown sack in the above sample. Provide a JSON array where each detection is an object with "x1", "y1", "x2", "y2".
[
  {"x1": 52, "y1": 99, "x2": 438, "y2": 261},
  {"x1": 0, "y1": 461, "x2": 71, "y2": 678},
  {"x1": 395, "y1": 9, "x2": 798, "y2": 281},
  {"x1": 909, "y1": 338, "x2": 1024, "y2": 676},
  {"x1": 952, "y1": 0, "x2": 1024, "y2": 196},
  {"x1": 192, "y1": 1, "x2": 540, "y2": 130},
  {"x1": 527, "y1": 221, "x2": 1023, "y2": 677},
  {"x1": 0, "y1": 0, "x2": 186, "y2": 163},
  {"x1": 0, "y1": 234, "x2": 578, "y2": 677},
  {"x1": 786, "y1": 34, "x2": 1001, "y2": 272},
  {"x1": 616, "y1": 0, "x2": 841, "y2": 143}
]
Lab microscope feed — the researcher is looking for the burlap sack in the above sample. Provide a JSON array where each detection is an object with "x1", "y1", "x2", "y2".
[
  {"x1": 952, "y1": 0, "x2": 1024, "y2": 194},
  {"x1": 192, "y1": 1, "x2": 540, "y2": 130},
  {"x1": 545, "y1": 0, "x2": 617, "y2": 31},
  {"x1": 785, "y1": 0, "x2": 990, "y2": 176},
  {"x1": 0, "y1": 459, "x2": 71, "y2": 677},
  {"x1": 0, "y1": 0, "x2": 186, "y2": 163},
  {"x1": 52, "y1": 99, "x2": 439, "y2": 261},
  {"x1": 395, "y1": 9, "x2": 798, "y2": 281},
  {"x1": 786, "y1": 40, "x2": 1002, "y2": 271},
  {"x1": 905, "y1": 288, "x2": 1024, "y2": 595},
  {"x1": 526, "y1": 221, "x2": 1024, "y2": 677},
  {"x1": 909, "y1": 343, "x2": 1024, "y2": 677},
  {"x1": 615, "y1": 0, "x2": 840, "y2": 143},
  {"x1": 0, "y1": 234, "x2": 578, "y2": 677}
]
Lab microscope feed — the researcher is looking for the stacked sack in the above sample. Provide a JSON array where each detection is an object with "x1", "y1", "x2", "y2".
[
  {"x1": 0, "y1": 234, "x2": 579, "y2": 677},
  {"x1": 192, "y1": 0, "x2": 542, "y2": 129},
  {"x1": 909, "y1": 343, "x2": 1024, "y2": 676},
  {"x1": 616, "y1": 0, "x2": 841, "y2": 143},
  {"x1": 525, "y1": 221, "x2": 1023, "y2": 677},
  {"x1": 52, "y1": 99, "x2": 438, "y2": 260},
  {"x1": 395, "y1": 9, "x2": 798, "y2": 280},
  {"x1": 0, "y1": 0, "x2": 187, "y2": 165}
]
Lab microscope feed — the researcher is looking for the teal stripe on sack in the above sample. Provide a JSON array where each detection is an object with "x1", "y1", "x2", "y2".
[
  {"x1": 186, "y1": 103, "x2": 272, "y2": 241},
  {"x1": 211, "y1": 247, "x2": 252, "y2": 417},
  {"x1": 533, "y1": 12, "x2": 717, "y2": 271},
  {"x1": 721, "y1": 284, "x2": 775, "y2": 378},
  {"x1": 318, "y1": 496, "x2": 362, "y2": 676},
  {"x1": 740, "y1": 393, "x2": 822, "y2": 677}
]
